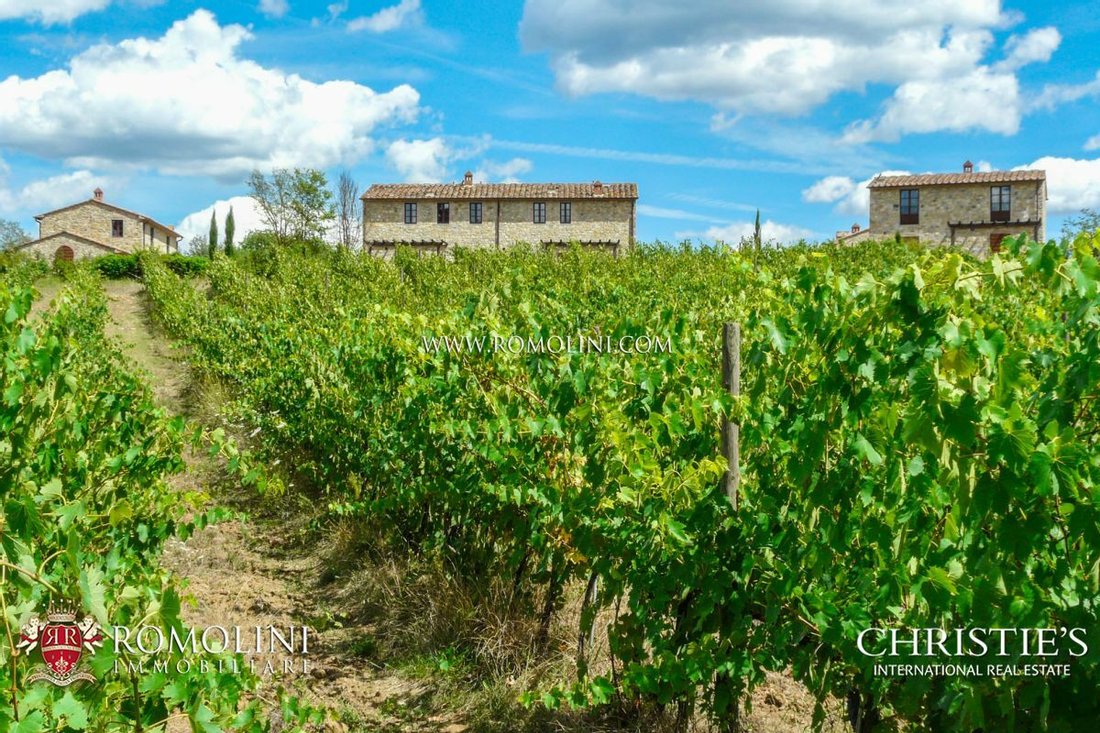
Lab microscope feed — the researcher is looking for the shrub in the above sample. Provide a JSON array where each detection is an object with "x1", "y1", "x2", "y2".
[
  {"x1": 91, "y1": 253, "x2": 142, "y2": 279},
  {"x1": 0, "y1": 250, "x2": 48, "y2": 283},
  {"x1": 162, "y1": 253, "x2": 210, "y2": 277},
  {"x1": 89, "y1": 253, "x2": 209, "y2": 279}
]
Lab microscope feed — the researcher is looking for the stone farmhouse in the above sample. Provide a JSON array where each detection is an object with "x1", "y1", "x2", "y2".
[
  {"x1": 361, "y1": 173, "x2": 638, "y2": 256},
  {"x1": 13, "y1": 188, "x2": 182, "y2": 262},
  {"x1": 842, "y1": 162, "x2": 1046, "y2": 255}
]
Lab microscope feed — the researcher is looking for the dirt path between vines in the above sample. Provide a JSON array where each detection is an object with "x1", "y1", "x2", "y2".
[{"x1": 102, "y1": 280, "x2": 466, "y2": 733}]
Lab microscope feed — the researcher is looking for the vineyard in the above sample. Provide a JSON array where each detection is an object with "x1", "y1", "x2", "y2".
[
  {"x1": 2, "y1": 234, "x2": 1098, "y2": 732},
  {"x1": 0, "y1": 264, "x2": 318, "y2": 732},
  {"x1": 128, "y1": 233, "x2": 1100, "y2": 732}
]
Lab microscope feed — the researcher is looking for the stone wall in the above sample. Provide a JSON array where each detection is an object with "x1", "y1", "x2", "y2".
[
  {"x1": 18, "y1": 234, "x2": 118, "y2": 261},
  {"x1": 837, "y1": 228, "x2": 873, "y2": 245},
  {"x1": 868, "y1": 181, "x2": 1046, "y2": 256},
  {"x1": 364, "y1": 198, "x2": 634, "y2": 251},
  {"x1": 38, "y1": 202, "x2": 176, "y2": 254}
]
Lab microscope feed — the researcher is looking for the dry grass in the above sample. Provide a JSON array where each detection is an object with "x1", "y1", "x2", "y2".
[{"x1": 310, "y1": 518, "x2": 851, "y2": 733}]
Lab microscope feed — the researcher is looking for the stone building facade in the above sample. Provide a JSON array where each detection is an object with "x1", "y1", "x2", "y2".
[
  {"x1": 13, "y1": 188, "x2": 181, "y2": 262},
  {"x1": 865, "y1": 163, "x2": 1046, "y2": 256},
  {"x1": 361, "y1": 174, "x2": 638, "y2": 256}
]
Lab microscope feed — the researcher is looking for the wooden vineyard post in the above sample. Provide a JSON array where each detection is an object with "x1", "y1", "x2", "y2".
[
  {"x1": 715, "y1": 322, "x2": 743, "y2": 731},
  {"x1": 722, "y1": 322, "x2": 740, "y2": 509}
]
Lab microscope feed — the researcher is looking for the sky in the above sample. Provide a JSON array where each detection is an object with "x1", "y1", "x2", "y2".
[{"x1": 1, "y1": 0, "x2": 1099, "y2": 250}]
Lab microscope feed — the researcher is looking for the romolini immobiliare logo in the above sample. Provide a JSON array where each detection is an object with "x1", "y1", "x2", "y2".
[
  {"x1": 16, "y1": 598, "x2": 312, "y2": 688},
  {"x1": 17, "y1": 601, "x2": 103, "y2": 686}
]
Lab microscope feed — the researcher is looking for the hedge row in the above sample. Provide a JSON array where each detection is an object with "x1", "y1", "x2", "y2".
[{"x1": 91, "y1": 253, "x2": 211, "y2": 279}]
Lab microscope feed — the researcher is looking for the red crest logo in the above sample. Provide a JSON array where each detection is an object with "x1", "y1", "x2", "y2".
[{"x1": 18, "y1": 601, "x2": 103, "y2": 686}]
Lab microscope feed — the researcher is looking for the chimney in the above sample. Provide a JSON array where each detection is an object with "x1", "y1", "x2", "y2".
[
  {"x1": 463, "y1": 171, "x2": 473, "y2": 185},
  {"x1": 851, "y1": 223, "x2": 861, "y2": 233},
  {"x1": 592, "y1": 180, "x2": 603, "y2": 192},
  {"x1": 93, "y1": 187, "x2": 104, "y2": 201},
  {"x1": 963, "y1": 160, "x2": 973, "y2": 173}
]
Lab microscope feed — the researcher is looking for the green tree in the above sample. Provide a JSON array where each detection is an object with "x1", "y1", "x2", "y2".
[
  {"x1": 0, "y1": 218, "x2": 30, "y2": 250},
  {"x1": 224, "y1": 206, "x2": 236, "y2": 257},
  {"x1": 1062, "y1": 208, "x2": 1100, "y2": 239},
  {"x1": 248, "y1": 168, "x2": 335, "y2": 245},
  {"x1": 208, "y1": 210, "x2": 218, "y2": 258}
]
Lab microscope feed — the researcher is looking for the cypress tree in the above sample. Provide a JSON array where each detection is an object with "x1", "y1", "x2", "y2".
[
  {"x1": 224, "y1": 207, "x2": 236, "y2": 256},
  {"x1": 208, "y1": 210, "x2": 218, "y2": 258},
  {"x1": 752, "y1": 209, "x2": 762, "y2": 270}
]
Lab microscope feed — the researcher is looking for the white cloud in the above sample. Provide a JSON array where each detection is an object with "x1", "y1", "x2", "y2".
[
  {"x1": 1034, "y1": 71, "x2": 1100, "y2": 110},
  {"x1": 843, "y1": 68, "x2": 1021, "y2": 143},
  {"x1": 701, "y1": 220, "x2": 815, "y2": 245},
  {"x1": 176, "y1": 195, "x2": 265, "y2": 252},
  {"x1": 1018, "y1": 156, "x2": 1100, "y2": 214},
  {"x1": 521, "y1": 1, "x2": 1061, "y2": 140},
  {"x1": 1085, "y1": 135, "x2": 1100, "y2": 152},
  {"x1": 473, "y1": 158, "x2": 533, "y2": 183},
  {"x1": 523, "y1": 1, "x2": 1015, "y2": 115},
  {"x1": 258, "y1": 0, "x2": 289, "y2": 19},
  {"x1": 0, "y1": 167, "x2": 115, "y2": 217},
  {"x1": 995, "y1": 27, "x2": 1060, "y2": 71},
  {"x1": 348, "y1": 0, "x2": 421, "y2": 33},
  {"x1": 802, "y1": 176, "x2": 857, "y2": 205},
  {"x1": 327, "y1": 1, "x2": 348, "y2": 19},
  {"x1": 0, "y1": 10, "x2": 421, "y2": 180},
  {"x1": 0, "y1": 0, "x2": 111, "y2": 24},
  {"x1": 386, "y1": 138, "x2": 450, "y2": 182},
  {"x1": 802, "y1": 170, "x2": 911, "y2": 216}
]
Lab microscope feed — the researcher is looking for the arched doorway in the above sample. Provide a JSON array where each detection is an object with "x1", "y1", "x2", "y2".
[{"x1": 54, "y1": 245, "x2": 75, "y2": 263}]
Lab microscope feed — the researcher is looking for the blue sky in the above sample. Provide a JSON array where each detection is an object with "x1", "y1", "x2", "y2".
[{"x1": 1, "y1": 0, "x2": 1099, "y2": 248}]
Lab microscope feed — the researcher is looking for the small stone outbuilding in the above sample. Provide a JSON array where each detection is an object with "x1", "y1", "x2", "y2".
[{"x1": 13, "y1": 188, "x2": 182, "y2": 262}]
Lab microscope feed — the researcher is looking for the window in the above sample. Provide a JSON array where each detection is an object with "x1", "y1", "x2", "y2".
[
  {"x1": 533, "y1": 202, "x2": 547, "y2": 224},
  {"x1": 469, "y1": 202, "x2": 483, "y2": 224},
  {"x1": 111, "y1": 219, "x2": 124, "y2": 237},
  {"x1": 991, "y1": 186, "x2": 1011, "y2": 222},
  {"x1": 560, "y1": 202, "x2": 572, "y2": 224},
  {"x1": 404, "y1": 202, "x2": 417, "y2": 224},
  {"x1": 437, "y1": 202, "x2": 450, "y2": 224},
  {"x1": 899, "y1": 189, "x2": 919, "y2": 225}
]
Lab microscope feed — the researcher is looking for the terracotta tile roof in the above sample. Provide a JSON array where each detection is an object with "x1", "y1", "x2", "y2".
[
  {"x1": 868, "y1": 169, "x2": 1046, "y2": 188},
  {"x1": 362, "y1": 181, "x2": 638, "y2": 200}
]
